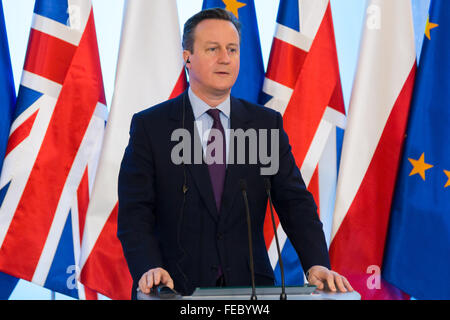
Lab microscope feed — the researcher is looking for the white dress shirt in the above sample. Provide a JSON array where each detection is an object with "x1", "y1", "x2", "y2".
[{"x1": 188, "y1": 87, "x2": 230, "y2": 164}]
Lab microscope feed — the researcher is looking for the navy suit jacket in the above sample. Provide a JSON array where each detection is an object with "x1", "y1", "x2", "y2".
[{"x1": 118, "y1": 91, "x2": 330, "y2": 298}]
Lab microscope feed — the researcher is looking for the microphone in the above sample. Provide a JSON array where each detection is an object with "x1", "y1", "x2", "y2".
[
  {"x1": 239, "y1": 179, "x2": 257, "y2": 300},
  {"x1": 264, "y1": 178, "x2": 287, "y2": 300}
]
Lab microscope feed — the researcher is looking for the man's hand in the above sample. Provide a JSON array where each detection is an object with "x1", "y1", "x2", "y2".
[
  {"x1": 138, "y1": 267, "x2": 174, "y2": 294},
  {"x1": 307, "y1": 265, "x2": 353, "y2": 293}
]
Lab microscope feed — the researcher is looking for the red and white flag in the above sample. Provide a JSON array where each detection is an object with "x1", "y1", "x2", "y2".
[
  {"x1": 329, "y1": 0, "x2": 416, "y2": 300},
  {"x1": 262, "y1": 0, "x2": 345, "y2": 282},
  {"x1": 0, "y1": 0, "x2": 107, "y2": 299},
  {"x1": 79, "y1": 0, "x2": 186, "y2": 300}
]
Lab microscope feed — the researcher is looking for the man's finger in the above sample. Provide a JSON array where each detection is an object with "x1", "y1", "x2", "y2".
[
  {"x1": 139, "y1": 273, "x2": 151, "y2": 293},
  {"x1": 326, "y1": 274, "x2": 337, "y2": 292},
  {"x1": 166, "y1": 278, "x2": 175, "y2": 289},
  {"x1": 309, "y1": 276, "x2": 324, "y2": 290},
  {"x1": 146, "y1": 271, "x2": 154, "y2": 289},
  {"x1": 138, "y1": 277, "x2": 147, "y2": 293},
  {"x1": 334, "y1": 274, "x2": 347, "y2": 292},
  {"x1": 160, "y1": 271, "x2": 174, "y2": 289},
  {"x1": 343, "y1": 277, "x2": 354, "y2": 292},
  {"x1": 153, "y1": 269, "x2": 162, "y2": 287}
]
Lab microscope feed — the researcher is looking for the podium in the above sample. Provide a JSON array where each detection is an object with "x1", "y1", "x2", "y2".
[{"x1": 137, "y1": 285, "x2": 361, "y2": 300}]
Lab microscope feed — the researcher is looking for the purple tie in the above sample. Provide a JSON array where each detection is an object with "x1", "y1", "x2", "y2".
[{"x1": 206, "y1": 109, "x2": 226, "y2": 212}]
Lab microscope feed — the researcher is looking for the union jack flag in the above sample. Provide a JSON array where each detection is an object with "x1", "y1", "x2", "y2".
[
  {"x1": 79, "y1": 0, "x2": 186, "y2": 300},
  {"x1": 261, "y1": 0, "x2": 346, "y2": 285},
  {"x1": 0, "y1": 0, "x2": 107, "y2": 299}
]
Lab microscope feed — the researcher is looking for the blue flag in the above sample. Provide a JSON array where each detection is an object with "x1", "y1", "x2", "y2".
[
  {"x1": 383, "y1": 0, "x2": 450, "y2": 300},
  {"x1": 0, "y1": 0, "x2": 19, "y2": 299},
  {"x1": 201, "y1": 0, "x2": 265, "y2": 103}
]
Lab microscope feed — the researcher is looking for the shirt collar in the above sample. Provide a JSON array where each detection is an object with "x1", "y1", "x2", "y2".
[{"x1": 188, "y1": 87, "x2": 231, "y2": 120}]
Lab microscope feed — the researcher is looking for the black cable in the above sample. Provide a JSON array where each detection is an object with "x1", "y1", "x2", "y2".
[{"x1": 176, "y1": 94, "x2": 190, "y2": 289}]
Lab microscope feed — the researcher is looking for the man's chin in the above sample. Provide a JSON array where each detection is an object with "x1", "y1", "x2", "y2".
[{"x1": 208, "y1": 84, "x2": 233, "y2": 94}]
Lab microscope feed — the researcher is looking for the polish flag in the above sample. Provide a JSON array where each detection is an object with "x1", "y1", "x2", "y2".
[
  {"x1": 329, "y1": 0, "x2": 416, "y2": 300},
  {"x1": 79, "y1": 0, "x2": 186, "y2": 300}
]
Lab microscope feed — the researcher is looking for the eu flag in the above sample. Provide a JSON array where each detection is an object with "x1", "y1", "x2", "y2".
[
  {"x1": 0, "y1": 0, "x2": 19, "y2": 299},
  {"x1": 202, "y1": 0, "x2": 265, "y2": 103},
  {"x1": 383, "y1": 0, "x2": 450, "y2": 300}
]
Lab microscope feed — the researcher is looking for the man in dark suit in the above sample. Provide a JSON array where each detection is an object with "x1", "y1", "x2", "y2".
[{"x1": 118, "y1": 8, "x2": 352, "y2": 299}]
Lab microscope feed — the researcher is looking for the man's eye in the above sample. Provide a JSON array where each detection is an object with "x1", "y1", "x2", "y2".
[{"x1": 207, "y1": 47, "x2": 217, "y2": 52}]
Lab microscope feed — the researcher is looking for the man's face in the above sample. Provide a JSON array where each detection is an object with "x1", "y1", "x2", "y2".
[{"x1": 184, "y1": 19, "x2": 240, "y2": 99}]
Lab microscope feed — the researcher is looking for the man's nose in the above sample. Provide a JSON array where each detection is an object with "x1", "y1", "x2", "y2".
[{"x1": 217, "y1": 47, "x2": 231, "y2": 63}]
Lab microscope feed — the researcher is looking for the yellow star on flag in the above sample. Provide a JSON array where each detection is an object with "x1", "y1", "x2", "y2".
[
  {"x1": 222, "y1": 0, "x2": 247, "y2": 19},
  {"x1": 444, "y1": 170, "x2": 450, "y2": 188},
  {"x1": 425, "y1": 16, "x2": 439, "y2": 40},
  {"x1": 408, "y1": 153, "x2": 433, "y2": 181}
]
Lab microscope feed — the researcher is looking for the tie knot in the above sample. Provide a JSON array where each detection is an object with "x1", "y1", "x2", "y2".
[{"x1": 207, "y1": 109, "x2": 221, "y2": 122}]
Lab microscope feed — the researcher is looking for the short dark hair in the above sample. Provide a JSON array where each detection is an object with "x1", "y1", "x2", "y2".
[{"x1": 182, "y1": 8, "x2": 241, "y2": 53}]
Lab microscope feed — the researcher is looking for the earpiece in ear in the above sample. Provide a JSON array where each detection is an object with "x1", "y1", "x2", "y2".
[{"x1": 186, "y1": 57, "x2": 191, "y2": 64}]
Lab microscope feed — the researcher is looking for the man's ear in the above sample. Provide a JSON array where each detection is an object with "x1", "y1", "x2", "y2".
[{"x1": 183, "y1": 50, "x2": 192, "y2": 66}]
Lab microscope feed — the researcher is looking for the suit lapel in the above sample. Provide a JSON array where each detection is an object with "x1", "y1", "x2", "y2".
[{"x1": 169, "y1": 91, "x2": 219, "y2": 221}]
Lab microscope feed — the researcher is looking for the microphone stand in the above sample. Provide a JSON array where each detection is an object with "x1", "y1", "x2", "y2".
[
  {"x1": 239, "y1": 179, "x2": 257, "y2": 300},
  {"x1": 264, "y1": 178, "x2": 287, "y2": 300}
]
